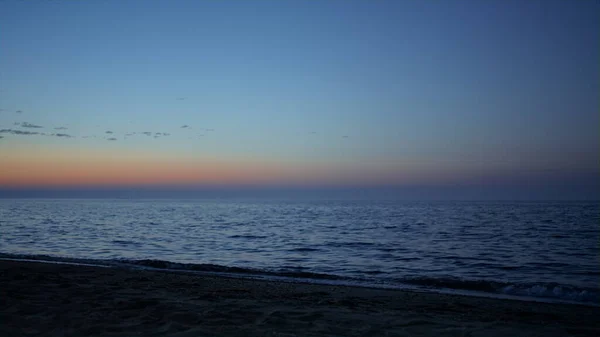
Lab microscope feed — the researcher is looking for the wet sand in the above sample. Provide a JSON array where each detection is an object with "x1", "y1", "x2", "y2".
[{"x1": 1, "y1": 260, "x2": 598, "y2": 336}]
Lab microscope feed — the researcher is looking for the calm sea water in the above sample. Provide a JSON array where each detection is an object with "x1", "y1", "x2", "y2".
[{"x1": 1, "y1": 199, "x2": 598, "y2": 304}]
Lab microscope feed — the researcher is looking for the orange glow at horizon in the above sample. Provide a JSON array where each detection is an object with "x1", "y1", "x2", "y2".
[
  {"x1": 0, "y1": 152, "x2": 308, "y2": 187},
  {"x1": 0, "y1": 145, "x2": 474, "y2": 188}
]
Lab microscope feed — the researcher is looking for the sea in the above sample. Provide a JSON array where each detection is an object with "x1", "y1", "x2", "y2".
[{"x1": 1, "y1": 198, "x2": 598, "y2": 305}]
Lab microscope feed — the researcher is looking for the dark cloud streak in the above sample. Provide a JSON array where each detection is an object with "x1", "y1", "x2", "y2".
[
  {"x1": 0, "y1": 129, "x2": 39, "y2": 135},
  {"x1": 21, "y1": 122, "x2": 43, "y2": 128},
  {"x1": 52, "y1": 133, "x2": 72, "y2": 138}
]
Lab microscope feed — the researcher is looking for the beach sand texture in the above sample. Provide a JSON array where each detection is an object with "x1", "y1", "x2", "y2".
[{"x1": 1, "y1": 260, "x2": 598, "y2": 337}]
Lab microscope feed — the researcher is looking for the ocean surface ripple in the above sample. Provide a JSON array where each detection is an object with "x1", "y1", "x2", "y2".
[{"x1": 1, "y1": 199, "x2": 598, "y2": 305}]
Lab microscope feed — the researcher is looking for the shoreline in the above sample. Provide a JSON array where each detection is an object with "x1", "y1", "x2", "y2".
[
  {"x1": 1, "y1": 260, "x2": 599, "y2": 336},
  {"x1": 1, "y1": 253, "x2": 597, "y2": 307}
]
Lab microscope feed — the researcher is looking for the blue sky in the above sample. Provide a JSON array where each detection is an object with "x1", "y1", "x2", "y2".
[{"x1": 0, "y1": 0, "x2": 598, "y2": 199}]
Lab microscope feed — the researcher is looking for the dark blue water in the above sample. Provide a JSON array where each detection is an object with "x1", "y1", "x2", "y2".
[{"x1": 1, "y1": 199, "x2": 598, "y2": 305}]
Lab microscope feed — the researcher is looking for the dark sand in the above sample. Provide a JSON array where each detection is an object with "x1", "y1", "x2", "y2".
[{"x1": 1, "y1": 260, "x2": 598, "y2": 336}]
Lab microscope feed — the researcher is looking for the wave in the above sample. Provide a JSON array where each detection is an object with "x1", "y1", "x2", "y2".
[
  {"x1": 399, "y1": 276, "x2": 599, "y2": 304},
  {"x1": 228, "y1": 234, "x2": 268, "y2": 239},
  {"x1": 125, "y1": 258, "x2": 345, "y2": 280},
  {"x1": 111, "y1": 240, "x2": 141, "y2": 246},
  {"x1": 287, "y1": 247, "x2": 321, "y2": 252},
  {"x1": 1, "y1": 252, "x2": 597, "y2": 305}
]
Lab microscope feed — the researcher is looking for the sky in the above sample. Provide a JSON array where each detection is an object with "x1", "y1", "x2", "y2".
[{"x1": 0, "y1": 0, "x2": 598, "y2": 199}]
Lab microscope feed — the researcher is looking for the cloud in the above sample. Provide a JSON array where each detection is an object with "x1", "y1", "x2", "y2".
[
  {"x1": 52, "y1": 133, "x2": 72, "y2": 138},
  {"x1": 21, "y1": 122, "x2": 43, "y2": 128},
  {"x1": 54, "y1": 127, "x2": 68, "y2": 130},
  {"x1": 0, "y1": 129, "x2": 39, "y2": 135},
  {"x1": 0, "y1": 135, "x2": 4, "y2": 139},
  {"x1": 105, "y1": 131, "x2": 113, "y2": 134},
  {"x1": 142, "y1": 132, "x2": 152, "y2": 136},
  {"x1": 205, "y1": 128, "x2": 215, "y2": 132},
  {"x1": 181, "y1": 125, "x2": 189, "y2": 128},
  {"x1": 107, "y1": 137, "x2": 117, "y2": 141}
]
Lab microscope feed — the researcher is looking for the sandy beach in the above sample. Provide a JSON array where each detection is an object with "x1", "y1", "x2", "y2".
[{"x1": 0, "y1": 260, "x2": 598, "y2": 337}]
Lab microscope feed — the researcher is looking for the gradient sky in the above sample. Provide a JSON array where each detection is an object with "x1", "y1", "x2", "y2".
[{"x1": 0, "y1": 0, "x2": 598, "y2": 199}]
